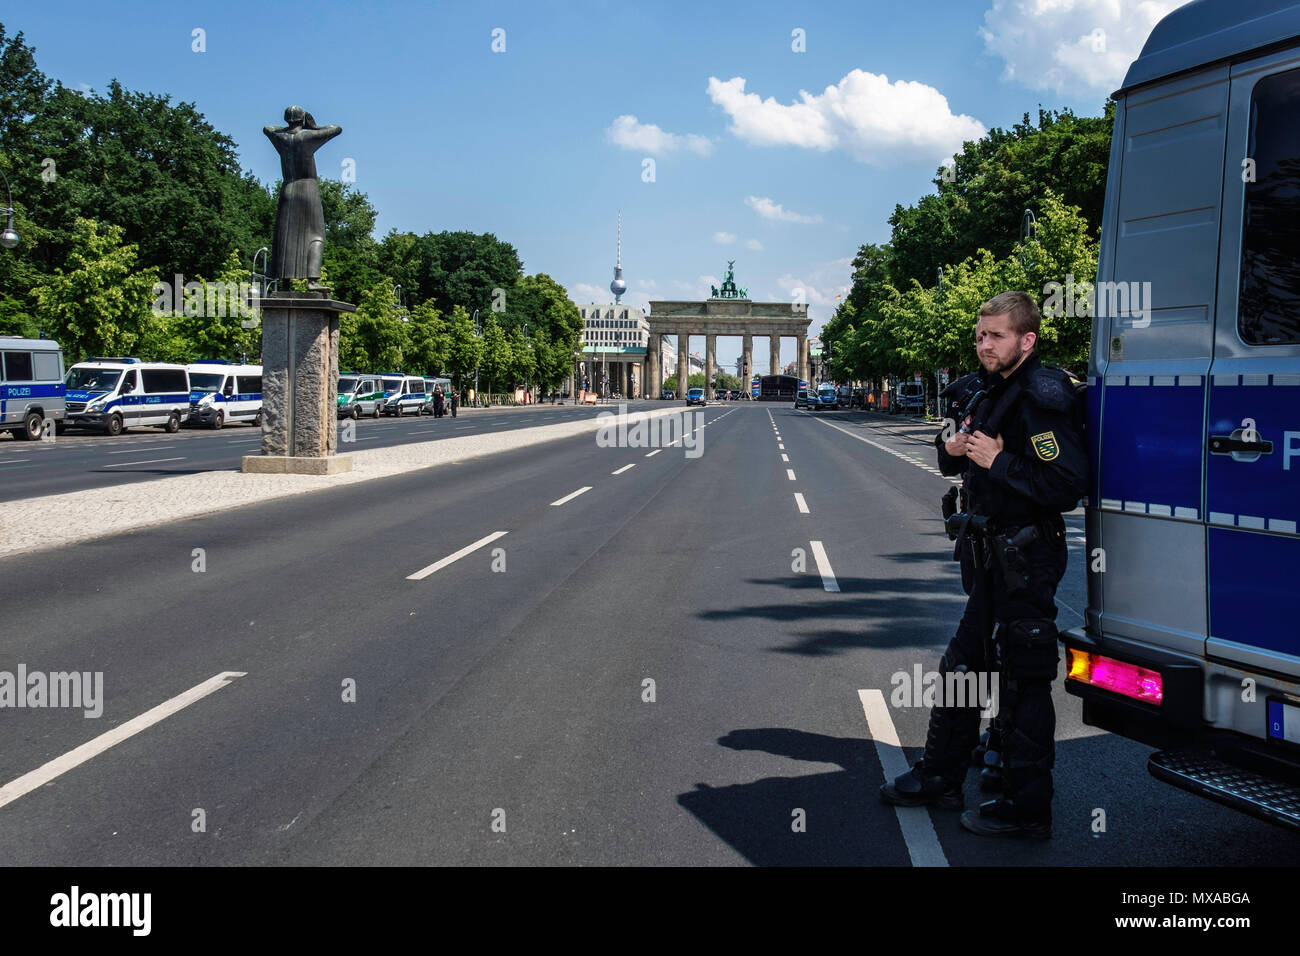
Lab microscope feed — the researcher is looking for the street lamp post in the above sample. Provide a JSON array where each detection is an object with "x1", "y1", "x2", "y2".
[
  {"x1": 0, "y1": 169, "x2": 21, "y2": 250},
  {"x1": 472, "y1": 308, "x2": 481, "y2": 406}
]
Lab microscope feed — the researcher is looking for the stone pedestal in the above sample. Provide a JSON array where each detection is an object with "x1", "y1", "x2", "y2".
[{"x1": 241, "y1": 292, "x2": 357, "y2": 476}]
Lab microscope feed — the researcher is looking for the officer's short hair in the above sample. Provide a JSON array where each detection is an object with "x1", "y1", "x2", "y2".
[{"x1": 979, "y1": 291, "x2": 1041, "y2": 337}]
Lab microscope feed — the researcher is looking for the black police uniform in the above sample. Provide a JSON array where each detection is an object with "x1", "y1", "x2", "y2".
[{"x1": 881, "y1": 351, "x2": 1086, "y2": 835}]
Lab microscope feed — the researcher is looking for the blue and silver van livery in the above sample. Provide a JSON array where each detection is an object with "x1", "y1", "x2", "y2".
[
  {"x1": 64, "y1": 359, "x2": 191, "y2": 436},
  {"x1": 421, "y1": 377, "x2": 452, "y2": 414},
  {"x1": 186, "y1": 361, "x2": 263, "y2": 429},
  {"x1": 0, "y1": 336, "x2": 65, "y2": 440},
  {"x1": 380, "y1": 374, "x2": 429, "y2": 417},
  {"x1": 1063, "y1": 0, "x2": 1300, "y2": 831}
]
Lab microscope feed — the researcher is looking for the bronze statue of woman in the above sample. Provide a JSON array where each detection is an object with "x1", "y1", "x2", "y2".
[{"x1": 264, "y1": 105, "x2": 341, "y2": 289}]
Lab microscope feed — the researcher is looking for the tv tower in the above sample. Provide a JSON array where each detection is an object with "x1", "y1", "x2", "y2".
[{"x1": 610, "y1": 211, "x2": 626, "y2": 304}]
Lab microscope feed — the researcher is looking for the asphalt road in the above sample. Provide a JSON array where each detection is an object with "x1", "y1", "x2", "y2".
[
  {"x1": 0, "y1": 400, "x2": 654, "y2": 503},
  {"x1": 1, "y1": 402, "x2": 1294, "y2": 865}
]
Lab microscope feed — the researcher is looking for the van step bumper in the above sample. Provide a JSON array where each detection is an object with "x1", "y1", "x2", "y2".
[{"x1": 1149, "y1": 749, "x2": 1300, "y2": 831}]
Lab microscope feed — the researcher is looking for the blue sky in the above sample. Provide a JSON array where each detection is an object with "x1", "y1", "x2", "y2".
[{"x1": 12, "y1": 0, "x2": 1185, "y2": 371}]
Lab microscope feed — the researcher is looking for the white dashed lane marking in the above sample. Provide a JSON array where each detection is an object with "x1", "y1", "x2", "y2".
[{"x1": 406, "y1": 531, "x2": 509, "y2": 581}]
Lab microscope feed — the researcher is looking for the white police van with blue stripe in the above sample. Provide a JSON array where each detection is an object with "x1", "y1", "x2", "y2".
[
  {"x1": 0, "y1": 337, "x2": 64, "y2": 440},
  {"x1": 64, "y1": 359, "x2": 191, "y2": 436},
  {"x1": 379, "y1": 374, "x2": 429, "y2": 417},
  {"x1": 186, "y1": 361, "x2": 263, "y2": 429},
  {"x1": 1063, "y1": 0, "x2": 1300, "y2": 831}
]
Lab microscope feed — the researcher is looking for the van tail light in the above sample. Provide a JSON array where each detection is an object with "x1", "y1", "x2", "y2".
[{"x1": 1066, "y1": 648, "x2": 1164, "y2": 705}]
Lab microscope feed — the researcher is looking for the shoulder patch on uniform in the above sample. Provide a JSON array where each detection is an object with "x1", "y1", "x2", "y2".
[
  {"x1": 1025, "y1": 367, "x2": 1074, "y2": 412},
  {"x1": 1032, "y1": 431, "x2": 1060, "y2": 461}
]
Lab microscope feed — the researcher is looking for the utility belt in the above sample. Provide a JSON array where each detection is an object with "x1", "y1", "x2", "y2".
[{"x1": 941, "y1": 487, "x2": 1063, "y2": 592}]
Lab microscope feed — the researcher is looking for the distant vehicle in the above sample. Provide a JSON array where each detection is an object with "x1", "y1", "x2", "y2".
[
  {"x1": 186, "y1": 361, "x2": 262, "y2": 429},
  {"x1": 794, "y1": 388, "x2": 810, "y2": 409},
  {"x1": 421, "y1": 377, "x2": 452, "y2": 414},
  {"x1": 892, "y1": 381, "x2": 925, "y2": 415},
  {"x1": 380, "y1": 374, "x2": 428, "y2": 416},
  {"x1": 0, "y1": 336, "x2": 64, "y2": 440},
  {"x1": 686, "y1": 387, "x2": 706, "y2": 406},
  {"x1": 662, "y1": 389, "x2": 675, "y2": 400},
  {"x1": 814, "y1": 384, "x2": 839, "y2": 411},
  {"x1": 64, "y1": 359, "x2": 190, "y2": 436},
  {"x1": 728, "y1": 389, "x2": 739, "y2": 400},
  {"x1": 337, "y1": 373, "x2": 385, "y2": 419}
]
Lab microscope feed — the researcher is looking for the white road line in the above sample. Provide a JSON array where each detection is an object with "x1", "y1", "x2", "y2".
[
  {"x1": 612, "y1": 464, "x2": 635, "y2": 475},
  {"x1": 406, "y1": 530, "x2": 509, "y2": 581},
  {"x1": 857, "y1": 689, "x2": 948, "y2": 868},
  {"x1": 794, "y1": 493, "x2": 809, "y2": 514},
  {"x1": 550, "y1": 486, "x2": 592, "y2": 507},
  {"x1": 0, "y1": 672, "x2": 247, "y2": 813},
  {"x1": 103, "y1": 457, "x2": 186, "y2": 468},
  {"x1": 780, "y1": 454, "x2": 789, "y2": 462},
  {"x1": 0, "y1": 459, "x2": 31, "y2": 465},
  {"x1": 645, "y1": 449, "x2": 662, "y2": 457},
  {"x1": 786, "y1": 469, "x2": 796, "y2": 481},
  {"x1": 809, "y1": 540, "x2": 840, "y2": 592},
  {"x1": 778, "y1": 444, "x2": 784, "y2": 450},
  {"x1": 105, "y1": 444, "x2": 174, "y2": 454},
  {"x1": 225, "y1": 438, "x2": 260, "y2": 444}
]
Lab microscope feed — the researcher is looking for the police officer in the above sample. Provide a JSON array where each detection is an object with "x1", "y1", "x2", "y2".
[{"x1": 879, "y1": 290, "x2": 1086, "y2": 837}]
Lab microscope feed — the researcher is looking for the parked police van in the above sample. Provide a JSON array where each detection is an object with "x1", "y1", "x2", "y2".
[
  {"x1": 64, "y1": 359, "x2": 190, "y2": 435},
  {"x1": 379, "y1": 374, "x2": 428, "y2": 417},
  {"x1": 1063, "y1": 0, "x2": 1300, "y2": 830},
  {"x1": 422, "y1": 376, "x2": 452, "y2": 414},
  {"x1": 0, "y1": 337, "x2": 64, "y2": 440},
  {"x1": 337, "y1": 372, "x2": 385, "y2": 419},
  {"x1": 186, "y1": 361, "x2": 262, "y2": 429}
]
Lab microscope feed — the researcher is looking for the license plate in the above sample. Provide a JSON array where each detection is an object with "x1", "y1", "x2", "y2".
[{"x1": 1266, "y1": 698, "x2": 1300, "y2": 745}]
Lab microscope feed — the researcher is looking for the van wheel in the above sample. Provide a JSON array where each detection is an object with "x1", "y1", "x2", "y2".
[
  {"x1": 210, "y1": 410, "x2": 224, "y2": 430},
  {"x1": 163, "y1": 412, "x2": 181, "y2": 433},
  {"x1": 349, "y1": 405, "x2": 360, "y2": 421},
  {"x1": 105, "y1": 413, "x2": 124, "y2": 437},
  {"x1": 19, "y1": 411, "x2": 43, "y2": 441},
  {"x1": 372, "y1": 405, "x2": 381, "y2": 419},
  {"x1": 252, "y1": 411, "x2": 262, "y2": 427}
]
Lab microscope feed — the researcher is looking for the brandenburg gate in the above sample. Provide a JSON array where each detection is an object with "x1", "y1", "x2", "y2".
[{"x1": 644, "y1": 263, "x2": 811, "y2": 399}]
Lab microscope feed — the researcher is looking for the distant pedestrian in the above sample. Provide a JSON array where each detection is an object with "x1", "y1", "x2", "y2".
[
  {"x1": 433, "y1": 387, "x2": 445, "y2": 418},
  {"x1": 450, "y1": 390, "x2": 458, "y2": 417}
]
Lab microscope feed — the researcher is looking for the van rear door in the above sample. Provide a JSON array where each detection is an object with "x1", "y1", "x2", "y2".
[{"x1": 1205, "y1": 55, "x2": 1300, "y2": 677}]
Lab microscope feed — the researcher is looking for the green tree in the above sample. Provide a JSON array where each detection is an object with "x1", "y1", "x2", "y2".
[
  {"x1": 32, "y1": 218, "x2": 158, "y2": 361},
  {"x1": 416, "y1": 231, "x2": 523, "y2": 317},
  {"x1": 444, "y1": 305, "x2": 481, "y2": 391},
  {"x1": 405, "y1": 298, "x2": 450, "y2": 374},
  {"x1": 478, "y1": 313, "x2": 509, "y2": 394}
]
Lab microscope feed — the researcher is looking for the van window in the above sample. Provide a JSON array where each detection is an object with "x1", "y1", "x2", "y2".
[
  {"x1": 141, "y1": 368, "x2": 187, "y2": 394},
  {"x1": 190, "y1": 372, "x2": 224, "y2": 393},
  {"x1": 122, "y1": 370, "x2": 138, "y2": 393},
  {"x1": 1240, "y1": 67, "x2": 1300, "y2": 345},
  {"x1": 338, "y1": 376, "x2": 358, "y2": 393},
  {"x1": 239, "y1": 376, "x2": 261, "y2": 394},
  {"x1": 222, "y1": 377, "x2": 235, "y2": 396},
  {"x1": 3, "y1": 351, "x2": 32, "y2": 381},
  {"x1": 32, "y1": 352, "x2": 60, "y2": 381}
]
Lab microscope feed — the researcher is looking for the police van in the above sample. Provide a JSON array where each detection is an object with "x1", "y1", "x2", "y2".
[
  {"x1": 0, "y1": 337, "x2": 65, "y2": 440},
  {"x1": 1063, "y1": 0, "x2": 1300, "y2": 830},
  {"x1": 337, "y1": 372, "x2": 385, "y2": 419},
  {"x1": 379, "y1": 374, "x2": 428, "y2": 417},
  {"x1": 64, "y1": 359, "x2": 190, "y2": 436},
  {"x1": 186, "y1": 361, "x2": 262, "y2": 429},
  {"x1": 421, "y1": 377, "x2": 452, "y2": 414}
]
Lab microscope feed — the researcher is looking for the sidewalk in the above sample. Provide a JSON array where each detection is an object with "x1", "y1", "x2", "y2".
[{"x1": 0, "y1": 406, "x2": 687, "y2": 559}]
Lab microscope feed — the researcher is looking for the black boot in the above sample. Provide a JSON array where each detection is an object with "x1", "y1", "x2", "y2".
[
  {"x1": 960, "y1": 796, "x2": 1051, "y2": 838},
  {"x1": 880, "y1": 761, "x2": 963, "y2": 810}
]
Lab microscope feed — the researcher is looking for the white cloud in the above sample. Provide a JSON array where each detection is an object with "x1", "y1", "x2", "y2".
[
  {"x1": 714, "y1": 231, "x2": 737, "y2": 245},
  {"x1": 745, "y1": 239, "x2": 763, "y2": 251},
  {"x1": 605, "y1": 114, "x2": 713, "y2": 156},
  {"x1": 979, "y1": 0, "x2": 1189, "y2": 97},
  {"x1": 670, "y1": 276, "x2": 721, "y2": 300},
  {"x1": 746, "y1": 196, "x2": 822, "y2": 224},
  {"x1": 707, "y1": 72, "x2": 986, "y2": 166},
  {"x1": 569, "y1": 282, "x2": 607, "y2": 303},
  {"x1": 636, "y1": 279, "x2": 657, "y2": 290}
]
